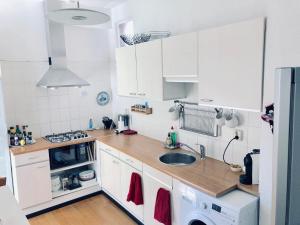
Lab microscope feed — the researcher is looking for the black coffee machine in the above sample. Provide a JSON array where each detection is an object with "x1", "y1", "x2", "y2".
[{"x1": 240, "y1": 149, "x2": 260, "y2": 185}]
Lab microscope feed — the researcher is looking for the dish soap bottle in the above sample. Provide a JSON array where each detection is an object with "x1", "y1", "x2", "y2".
[
  {"x1": 165, "y1": 133, "x2": 172, "y2": 147},
  {"x1": 88, "y1": 118, "x2": 94, "y2": 130},
  {"x1": 170, "y1": 126, "x2": 177, "y2": 147}
]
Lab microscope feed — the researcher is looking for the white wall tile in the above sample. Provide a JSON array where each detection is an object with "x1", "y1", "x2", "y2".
[
  {"x1": 249, "y1": 112, "x2": 262, "y2": 128},
  {"x1": 247, "y1": 127, "x2": 261, "y2": 151},
  {"x1": 36, "y1": 96, "x2": 49, "y2": 110},
  {"x1": 40, "y1": 123, "x2": 51, "y2": 137},
  {"x1": 230, "y1": 142, "x2": 248, "y2": 165},
  {"x1": 2, "y1": 61, "x2": 112, "y2": 137}
]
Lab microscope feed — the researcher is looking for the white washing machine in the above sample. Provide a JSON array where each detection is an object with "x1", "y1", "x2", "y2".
[{"x1": 173, "y1": 180, "x2": 258, "y2": 225}]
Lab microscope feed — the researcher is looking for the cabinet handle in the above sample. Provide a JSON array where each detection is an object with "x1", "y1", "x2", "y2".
[
  {"x1": 138, "y1": 93, "x2": 146, "y2": 96},
  {"x1": 112, "y1": 160, "x2": 119, "y2": 164},
  {"x1": 200, "y1": 98, "x2": 213, "y2": 103},
  {"x1": 28, "y1": 156, "x2": 38, "y2": 160},
  {"x1": 129, "y1": 93, "x2": 136, "y2": 96},
  {"x1": 37, "y1": 166, "x2": 47, "y2": 169},
  {"x1": 126, "y1": 158, "x2": 134, "y2": 164}
]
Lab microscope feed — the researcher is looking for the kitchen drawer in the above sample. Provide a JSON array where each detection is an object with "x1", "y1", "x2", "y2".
[
  {"x1": 13, "y1": 150, "x2": 49, "y2": 167},
  {"x1": 99, "y1": 143, "x2": 120, "y2": 158},
  {"x1": 119, "y1": 152, "x2": 142, "y2": 171},
  {"x1": 143, "y1": 164, "x2": 173, "y2": 189}
]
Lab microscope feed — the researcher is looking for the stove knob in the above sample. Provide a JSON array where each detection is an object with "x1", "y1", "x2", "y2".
[
  {"x1": 74, "y1": 136, "x2": 77, "y2": 139},
  {"x1": 200, "y1": 202, "x2": 208, "y2": 210},
  {"x1": 84, "y1": 133, "x2": 88, "y2": 137}
]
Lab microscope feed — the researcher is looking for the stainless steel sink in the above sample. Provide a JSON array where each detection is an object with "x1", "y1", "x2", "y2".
[{"x1": 159, "y1": 152, "x2": 197, "y2": 166}]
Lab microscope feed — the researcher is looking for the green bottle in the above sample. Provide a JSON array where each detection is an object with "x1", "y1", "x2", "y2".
[{"x1": 170, "y1": 126, "x2": 177, "y2": 146}]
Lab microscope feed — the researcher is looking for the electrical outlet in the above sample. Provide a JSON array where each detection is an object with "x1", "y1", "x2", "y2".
[{"x1": 235, "y1": 129, "x2": 243, "y2": 141}]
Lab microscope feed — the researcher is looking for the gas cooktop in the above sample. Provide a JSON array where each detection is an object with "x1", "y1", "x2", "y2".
[{"x1": 44, "y1": 130, "x2": 90, "y2": 143}]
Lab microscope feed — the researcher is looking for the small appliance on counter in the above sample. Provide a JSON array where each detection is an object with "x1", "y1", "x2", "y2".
[
  {"x1": 102, "y1": 116, "x2": 116, "y2": 130},
  {"x1": 116, "y1": 114, "x2": 129, "y2": 133},
  {"x1": 240, "y1": 149, "x2": 260, "y2": 185}
]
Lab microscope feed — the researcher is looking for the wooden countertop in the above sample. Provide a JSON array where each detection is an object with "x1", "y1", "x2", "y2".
[
  {"x1": 93, "y1": 133, "x2": 259, "y2": 197},
  {"x1": 9, "y1": 129, "x2": 259, "y2": 197},
  {"x1": 9, "y1": 130, "x2": 114, "y2": 155}
]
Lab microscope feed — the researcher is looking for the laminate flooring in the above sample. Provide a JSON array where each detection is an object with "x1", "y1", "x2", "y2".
[{"x1": 29, "y1": 195, "x2": 137, "y2": 225}]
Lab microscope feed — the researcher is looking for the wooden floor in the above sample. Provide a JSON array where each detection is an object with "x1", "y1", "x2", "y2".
[{"x1": 29, "y1": 195, "x2": 137, "y2": 225}]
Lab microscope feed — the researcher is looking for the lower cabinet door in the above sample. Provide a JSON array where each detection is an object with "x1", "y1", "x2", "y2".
[
  {"x1": 120, "y1": 162, "x2": 144, "y2": 221},
  {"x1": 143, "y1": 167, "x2": 173, "y2": 225},
  {"x1": 15, "y1": 161, "x2": 52, "y2": 209},
  {"x1": 100, "y1": 150, "x2": 121, "y2": 200}
]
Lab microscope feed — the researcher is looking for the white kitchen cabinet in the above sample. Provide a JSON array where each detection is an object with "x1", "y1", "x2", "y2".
[
  {"x1": 14, "y1": 161, "x2": 52, "y2": 209},
  {"x1": 100, "y1": 150, "x2": 121, "y2": 200},
  {"x1": 136, "y1": 40, "x2": 162, "y2": 100},
  {"x1": 116, "y1": 45, "x2": 138, "y2": 97},
  {"x1": 116, "y1": 41, "x2": 186, "y2": 100},
  {"x1": 120, "y1": 161, "x2": 143, "y2": 221},
  {"x1": 162, "y1": 32, "x2": 198, "y2": 81},
  {"x1": 198, "y1": 18, "x2": 265, "y2": 111},
  {"x1": 143, "y1": 164, "x2": 174, "y2": 225},
  {"x1": 136, "y1": 40, "x2": 186, "y2": 100}
]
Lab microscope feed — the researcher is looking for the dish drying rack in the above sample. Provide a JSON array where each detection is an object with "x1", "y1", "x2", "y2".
[{"x1": 175, "y1": 100, "x2": 220, "y2": 137}]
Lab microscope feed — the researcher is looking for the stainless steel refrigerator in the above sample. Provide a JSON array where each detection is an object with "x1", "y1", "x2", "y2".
[{"x1": 274, "y1": 67, "x2": 300, "y2": 225}]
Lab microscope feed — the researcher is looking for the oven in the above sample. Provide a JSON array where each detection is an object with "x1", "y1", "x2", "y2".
[{"x1": 49, "y1": 142, "x2": 93, "y2": 170}]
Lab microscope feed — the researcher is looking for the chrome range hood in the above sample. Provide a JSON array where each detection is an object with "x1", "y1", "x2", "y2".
[
  {"x1": 37, "y1": 58, "x2": 90, "y2": 88},
  {"x1": 37, "y1": 0, "x2": 91, "y2": 89}
]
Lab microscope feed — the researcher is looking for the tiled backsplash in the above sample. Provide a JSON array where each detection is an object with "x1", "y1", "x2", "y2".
[
  {"x1": 178, "y1": 110, "x2": 261, "y2": 165},
  {"x1": 1, "y1": 61, "x2": 112, "y2": 138},
  {"x1": 114, "y1": 95, "x2": 261, "y2": 166}
]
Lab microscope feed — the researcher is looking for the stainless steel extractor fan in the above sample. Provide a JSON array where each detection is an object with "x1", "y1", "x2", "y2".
[{"x1": 37, "y1": 0, "x2": 111, "y2": 89}]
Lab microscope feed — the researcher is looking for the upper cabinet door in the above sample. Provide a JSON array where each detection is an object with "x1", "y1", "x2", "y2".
[
  {"x1": 198, "y1": 18, "x2": 265, "y2": 111},
  {"x1": 136, "y1": 40, "x2": 163, "y2": 101},
  {"x1": 162, "y1": 32, "x2": 198, "y2": 79},
  {"x1": 116, "y1": 46, "x2": 138, "y2": 97}
]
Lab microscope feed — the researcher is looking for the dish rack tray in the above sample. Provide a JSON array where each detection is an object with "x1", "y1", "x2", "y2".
[{"x1": 179, "y1": 106, "x2": 219, "y2": 137}]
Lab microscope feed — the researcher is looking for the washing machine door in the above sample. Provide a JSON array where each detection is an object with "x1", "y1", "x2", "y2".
[{"x1": 185, "y1": 211, "x2": 216, "y2": 225}]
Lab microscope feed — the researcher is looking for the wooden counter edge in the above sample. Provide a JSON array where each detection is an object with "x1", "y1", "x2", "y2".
[
  {"x1": 238, "y1": 183, "x2": 259, "y2": 197},
  {"x1": 0, "y1": 177, "x2": 6, "y2": 187}
]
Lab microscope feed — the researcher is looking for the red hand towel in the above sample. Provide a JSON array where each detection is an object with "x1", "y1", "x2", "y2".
[
  {"x1": 154, "y1": 188, "x2": 171, "y2": 225},
  {"x1": 126, "y1": 172, "x2": 144, "y2": 205}
]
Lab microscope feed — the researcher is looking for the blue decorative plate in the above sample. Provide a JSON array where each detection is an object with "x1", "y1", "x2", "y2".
[{"x1": 96, "y1": 91, "x2": 110, "y2": 106}]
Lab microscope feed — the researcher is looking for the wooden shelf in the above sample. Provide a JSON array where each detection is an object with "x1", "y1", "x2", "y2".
[
  {"x1": 131, "y1": 106, "x2": 153, "y2": 114},
  {"x1": 52, "y1": 182, "x2": 99, "y2": 199},
  {"x1": 50, "y1": 161, "x2": 96, "y2": 174}
]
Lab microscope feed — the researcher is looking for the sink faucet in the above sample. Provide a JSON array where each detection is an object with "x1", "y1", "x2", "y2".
[{"x1": 180, "y1": 143, "x2": 206, "y2": 160}]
